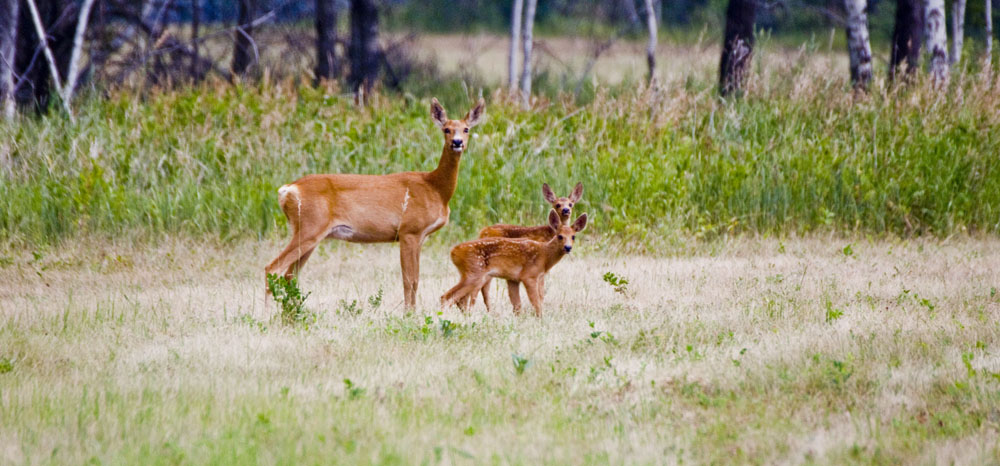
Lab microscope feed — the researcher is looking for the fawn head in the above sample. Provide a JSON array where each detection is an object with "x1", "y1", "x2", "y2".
[
  {"x1": 431, "y1": 97, "x2": 485, "y2": 153},
  {"x1": 543, "y1": 182, "x2": 584, "y2": 224},
  {"x1": 548, "y1": 209, "x2": 588, "y2": 254}
]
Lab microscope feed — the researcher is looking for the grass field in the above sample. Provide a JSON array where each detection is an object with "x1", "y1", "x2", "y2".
[{"x1": 2, "y1": 238, "x2": 999, "y2": 463}]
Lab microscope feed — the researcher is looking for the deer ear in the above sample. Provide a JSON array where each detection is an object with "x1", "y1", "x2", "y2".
[
  {"x1": 464, "y1": 98, "x2": 485, "y2": 127},
  {"x1": 572, "y1": 213, "x2": 588, "y2": 232},
  {"x1": 569, "y1": 182, "x2": 584, "y2": 202},
  {"x1": 431, "y1": 98, "x2": 447, "y2": 129},
  {"x1": 542, "y1": 183, "x2": 557, "y2": 203},
  {"x1": 548, "y1": 209, "x2": 561, "y2": 231}
]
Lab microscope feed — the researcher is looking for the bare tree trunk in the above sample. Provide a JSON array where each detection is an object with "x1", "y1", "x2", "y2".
[
  {"x1": 232, "y1": 0, "x2": 257, "y2": 76},
  {"x1": 986, "y1": 0, "x2": 993, "y2": 66},
  {"x1": 191, "y1": 0, "x2": 200, "y2": 77},
  {"x1": 844, "y1": 0, "x2": 873, "y2": 89},
  {"x1": 519, "y1": 0, "x2": 537, "y2": 105},
  {"x1": 0, "y1": 0, "x2": 17, "y2": 119},
  {"x1": 349, "y1": 0, "x2": 379, "y2": 101},
  {"x1": 315, "y1": 0, "x2": 339, "y2": 81},
  {"x1": 924, "y1": 0, "x2": 949, "y2": 84},
  {"x1": 950, "y1": 0, "x2": 965, "y2": 65},
  {"x1": 643, "y1": 0, "x2": 658, "y2": 83},
  {"x1": 507, "y1": 0, "x2": 523, "y2": 91},
  {"x1": 890, "y1": 0, "x2": 922, "y2": 81},
  {"x1": 719, "y1": 0, "x2": 756, "y2": 96}
]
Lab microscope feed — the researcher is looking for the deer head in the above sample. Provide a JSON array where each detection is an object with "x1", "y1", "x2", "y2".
[
  {"x1": 543, "y1": 182, "x2": 584, "y2": 224},
  {"x1": 431, "y1": 97, "x2": 485, "y2": 153},
  {"x1": 548, "y1": 209, "x2": 588, "y2": 254}
]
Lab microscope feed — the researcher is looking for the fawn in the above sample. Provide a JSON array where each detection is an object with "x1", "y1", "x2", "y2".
[
  {"x1": 265, "y1": 98, "x2": 485, "y2": 309},
  {"x1": 441, "y1": 209, "x2": 588, "y2": 317},
  {"x1": 472, "y1": 182, "x2": 583, "y2": 311}
]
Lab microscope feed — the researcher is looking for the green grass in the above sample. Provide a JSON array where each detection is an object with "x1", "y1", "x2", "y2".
[{"x1": 1, "y1": 50, "x2": 999, "y2": 251}]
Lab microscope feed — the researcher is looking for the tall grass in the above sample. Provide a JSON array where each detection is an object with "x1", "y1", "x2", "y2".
[{"x1": 1, "y1": 62, "x2": 998, "y2": 251}]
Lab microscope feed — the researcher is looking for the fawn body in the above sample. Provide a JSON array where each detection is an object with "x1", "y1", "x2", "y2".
[
  {"x1": 265, "y1": 98, "x2": 485, "y2": 309},
  {"x1": 473, "y1": 182, "x2": 583, "y2": 311},
  {"x1": 442, "y1": 209, "x2": 588, "y2": 316}
]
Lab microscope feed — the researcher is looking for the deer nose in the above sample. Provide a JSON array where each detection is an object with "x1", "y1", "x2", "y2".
[
  {"x1": 451, "y1": 139, "x2": 463, "y2": 147},
  {"x1": 562, "y1": 208, "x2": 570, "y2": 215},
  {"x1": 564, "y1": 245, "x2": 572, "y2": 253}
]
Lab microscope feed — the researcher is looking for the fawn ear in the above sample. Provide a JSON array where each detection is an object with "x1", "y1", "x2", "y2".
[
  {"x1": 572, "y1": 213, "x2": 588, "y2": 232},
  {"x1": 548, "y1": 209, "x2": 561, "y2": 231},
  {"x1": 542, "y1": 183, "x2": 557, "y2": 203},
  {"x1": 431, "y1": 98, "x2": 447, "y2": 129},
  {"x1": 569, "y1": 182, "x2": 584, "y2": 202},
  {"x1": 464, "y1": 98, "x2": 485, "y2": 127}
]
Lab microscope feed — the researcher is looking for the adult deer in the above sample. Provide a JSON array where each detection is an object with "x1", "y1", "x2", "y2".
[
  {"x1": 265, "y1": 98, "x2": 486, "y2": 309},
  {"x1": 473, "y1": 182, "x2": 583, "y2": 311},
  {"x1": 442, "y1": 209, "x2": 588, "y2": 317}
]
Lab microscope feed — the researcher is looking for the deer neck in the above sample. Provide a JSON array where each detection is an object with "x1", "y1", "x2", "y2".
[
  {"x1": 427, "y1": 145, "x2": 463, "y2": 203},
  {"x1": 541, "y1": 237, "x2": 568, "y2": 272}
]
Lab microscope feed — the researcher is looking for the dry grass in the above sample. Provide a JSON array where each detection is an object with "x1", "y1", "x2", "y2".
[{"x1": 2, "y1": 236, "x2": 999, "y2": 464}]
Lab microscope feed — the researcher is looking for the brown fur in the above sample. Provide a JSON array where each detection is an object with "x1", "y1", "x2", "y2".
[
  {"x1": 265, "y1": 97, "x2": 486, "y2": 309},
  {"x1": 442, "y1": 210, "x2": 588, "y2": 317},
  {"x1": 473, "y1": 182, "x2": 584, "y2": 311}
]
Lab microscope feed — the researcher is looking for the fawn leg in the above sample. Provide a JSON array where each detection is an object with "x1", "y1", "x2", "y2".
[
  {"x1": 506, "y1": 280, "x2": 522, "y2": 314},
  {"x1": 523, "y1": 277, "x2": 544, "y2": 317}
]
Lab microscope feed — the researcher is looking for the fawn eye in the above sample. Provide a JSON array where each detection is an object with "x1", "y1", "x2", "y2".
[
  {"x1": 557, "y1": 235, "x2": 564, "y2": 240},
  {"x1": 463, "y1": 128, "x2": 469, "y2": 133},
  {"x1": 569, "y1": 203, "x2": 573, "y2": 207},
  {"x1": 572, "y1": 235, "x2": 576, "y2": 240}
]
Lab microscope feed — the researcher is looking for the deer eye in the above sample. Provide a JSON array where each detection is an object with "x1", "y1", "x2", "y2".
[
  {"x1": 557, "y1": 235, "x2": 564, "y2": 240},
  {"x1": 463, "y1": 128, "x2": 469, "y2": 133},
  {"x1": 572, "y1": 235, "x2": 576, "y2": 240},
  {"x1": 569, "y1": 203, "x2": 573, "y2": 207},
  {"x1": 444, "y1": 129, "x2": 451, "y2": 134}
]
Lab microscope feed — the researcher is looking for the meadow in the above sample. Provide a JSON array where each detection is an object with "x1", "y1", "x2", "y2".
[{"x1": 1, "y1": 37, "x2": 1000, "y2": 464}]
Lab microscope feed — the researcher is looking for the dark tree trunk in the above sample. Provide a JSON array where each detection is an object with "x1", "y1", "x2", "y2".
[
  {"x1": 232, "y1": 0, "x2": 256, "y2": 76},
  {"x1": 191, "y1": 0, "x2": 201, "y2": 78},
  {"x1": 14, "y1": 0, "x2": 77, "y2": 112},
  {"x1": 719, "y1": 0, "x2": 756, "y2": 97},
  {"x1": 349, "y1": 0, "x2": 379, "y2": 98},
  {"x1": 0, "y1": 0, "x2": 17, "y2": 118},
  {"x1": 889, "y1": 0, "x2": 922, "y2": 81},
  {"x1": 314, "y1": 0, "x2": 339, "y2": 82}
]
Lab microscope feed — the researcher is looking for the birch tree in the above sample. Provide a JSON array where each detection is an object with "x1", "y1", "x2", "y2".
[
  {"x1": 508, "y1": 0, "x2": 523, "y2": 91},
  {"x1": 719, "y1": 0, "x2": 756, "y2": 96},
  {"x1": 0, "y1": 0, "x2": 17, "y2": 119},
  {"x1": 844, "y1": 0, "x2": 873, "y2": 89},
  {"x1": 519, "y1": 0, "x2": 537, "y2": 106},
  {"x1": 950, "y1": 0, "x2": 966, "y2": 65},
  {"x1": 924, "y1": 0, "x2": 949, "y2": 84},
  {"x1": 986, "y1": 0, "x2": 993, "y2": 66},
  {"x1": 643, "y1": 0, "x2": 658, "y2": 83}
]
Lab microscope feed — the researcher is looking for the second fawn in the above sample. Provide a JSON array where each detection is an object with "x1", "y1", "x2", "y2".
[
  {"x1": 441, "y1": 209, "x2": 588, "y2": 317},
  {"x1": 473, "y1": 182, "x2": 583, "y2": 311}
]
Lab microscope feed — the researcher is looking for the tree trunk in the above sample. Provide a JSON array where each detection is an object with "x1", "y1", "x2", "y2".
[
  {"x1": 507, "y1": 0, "x2": 523, "y2": 91},
  {"x1": 643, "y1": 0, "x2": 657, "y2": 83},
  {"x1": 844, "y1": 0, "x2": 873, "y2": 89},
  {"x1": 315, "y1": 0, "x2": 339, "y2": 82},
  {"x1": 519, "y1": 0, "x2": 537, "y2": 105},
  {"x1": 15, "y1": 0, "x2": 76, "y2": 113},
  {"x1": 232, "y1": 0, "x2": 257, "y2": 76},
  {"x1": 889, "y1": 0, "x2": 922, "y2": 81},
  {"x1": 985, "y1": 0, "x2": 993, "y2": 66},
  {"x1": 191, "y1": 0, "x2": 200, "y2": 78},
  {"x1": 719, "y1": 0, "x2": 756, "y2": 96},
  {"x1": 349, "y1": 0, "x2": 379, "y2": 100},
  {"x1": 924, "y1": 0, "x2": 949, "y2": 84},
  {"x1": 950, "y1": 0, "x2": 965, "y2": 65},
  {"x1": 0, "y1": 0, "x2": 17, "y2": 119}
]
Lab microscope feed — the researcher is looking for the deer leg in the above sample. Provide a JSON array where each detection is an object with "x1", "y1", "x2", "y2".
[
  {"x1": 283, "y1": 247, "x2": 316, "y2": 280},
  {"x1": 480, "y1": 277, "x2": 493, "y2": 313},
  {"x1": 399, "y1": 235, "x2": 421, "y2": 310},
  {"x1": 265, "y1": 229, "x2": 325, "y2": 294},
  {"x1": 441, "y1": 275, "x2": 483, "y2": 310},
  {"x1": 523, "y1": 277, "x2": 544, "y2": 317},
  {"x1": 539, "y1": 274, "x2": 545, "y2": 300},
  {"x1": 506, "y1": 280, "x2": 522, "y2": 315}
]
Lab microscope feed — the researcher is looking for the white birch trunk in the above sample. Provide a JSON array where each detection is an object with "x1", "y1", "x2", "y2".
[
  {"x1": 844, "y1": 0, "x2": 873, "y2": 88},
  {"x1": 950, "y1": 0, "x2": 965, "y2": 64},
  {"x1": 924, "y1": 0, "x2": 949, "y2": 84},
  {"x1": 986, "y1": 0, "x2": 993, "y2": 66},
  {"x1": 0, "y1": 0, "x2": 17, "y2": 119},
  {"x1": 643, "y1": 0, "x2": 658, "y2": 82},
  {"x1": 519, "y1": 0, "x2": 537, "y2": 106},
  {"x1": 508, "y1": 0, "x2": 523, "y2": 91}
]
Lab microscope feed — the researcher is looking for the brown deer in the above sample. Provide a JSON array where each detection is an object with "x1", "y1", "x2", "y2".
[
  {"x1": 265, "y1": 97, "x2": 486, "y2": 309},
  {"x1": 441, "y1": 209, "x2": 588, "y2": 317},
  {"x1": 472, "y1": 182, "x2": 583, "y2": 311}
]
